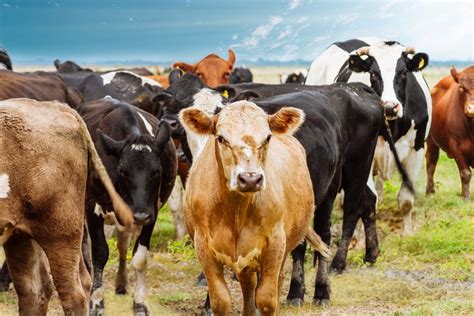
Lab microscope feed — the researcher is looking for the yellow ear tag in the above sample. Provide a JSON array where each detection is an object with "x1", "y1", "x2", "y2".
[
  {"x1": 418, "y1": 58, "x2": 425, "y2": 69},
  {"x1": 221, "y1": 90, "x2": 229, "y2": 98},
  {"x1": 350, "y1": 59, "x2": 354, "y2": 64}
]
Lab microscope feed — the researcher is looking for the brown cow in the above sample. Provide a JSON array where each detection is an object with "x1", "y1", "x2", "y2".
[
  {"x1": 426, "y1": 66, "x2": 474, "y2": 198},
  {"x1": 173, "y1": 49, "x2": 236, "y2": 88},
  {"x1": 0, "y1": 98, "x2": 133, "y2": 315},
  {"x1": 146, "y1": 74, "x2": 170, "y2": 88},
  {"x1": 0, "y1": 70, "x2": 83, "y2": 108},
  {"x1": 180, "y1": 101, "x2": 328, "y2": 315}
]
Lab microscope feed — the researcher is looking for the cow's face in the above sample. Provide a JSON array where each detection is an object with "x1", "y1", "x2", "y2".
[
  {"x1": 97, "y1": 122, "x2": 171, "y2": 225},
  {"x1": 173, "y1": 49, "x2": 236, "y2": 88},
  {"x1": 348, "y1": 42, "x2": 428, "y2": 120},
  {"x1": 180, "y1": 101, "x2": 304, "y2": 194},
  {"x1": 451, "y1": 66, "x2": 474, "y2": 117}
]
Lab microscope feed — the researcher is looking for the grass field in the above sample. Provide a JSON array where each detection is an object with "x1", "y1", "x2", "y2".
[{"x1": 0, "y1": 67, "x2": 473, "y2": 315}]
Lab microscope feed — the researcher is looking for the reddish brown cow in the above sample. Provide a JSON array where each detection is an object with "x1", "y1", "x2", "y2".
[
  {"x1": 146, "y1": 75, "x2": 170, "y2": 88},
  {"x1": 173, "y1": 49, "x2": 236, "y2": 88},
  {"x1": 426, "y1": 66, "x2": 474, "y2": 198}
]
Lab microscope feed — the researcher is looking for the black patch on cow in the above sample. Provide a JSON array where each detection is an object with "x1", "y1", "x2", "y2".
[
  {"x1": 384, "y1": 41, "x2": 400, "y2": 46},
  {"x1": 333, "y1": 39, "x2": 370, "y2": 53}
]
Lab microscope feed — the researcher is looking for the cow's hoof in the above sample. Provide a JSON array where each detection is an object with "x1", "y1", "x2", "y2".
[
  {"x1": 286, "y1": 297, "x2": 304, "y2": 307},
  {"x1": 330, "y1": 259, "x2": 346, "y2": 274},
  {"x1": 196, "y1": 273, "x2": 208, "y2": 286},
  {"x1": 115, "y1": 284, "x2": 127, "y2": 295},
  {"x1": 364, "y1": 250, "x2": 379, "y2": 264},
  {"x1": 89, "y1": 300, "x2": 105, "y2": 316},
  {"x1": 0, "y1": 281, "x2": 10, "y2": 292},
  {"x1": 200, "y1": 307, "x2": 212, "y2": 316},
  {"x1": 313, "y1": 298, "x2": 330, "y2": 307},
  {"x1": 134, "y1": 302, "x2": 149, "y2": 316}
]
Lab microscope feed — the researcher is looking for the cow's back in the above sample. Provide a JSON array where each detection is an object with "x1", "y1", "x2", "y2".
[{"x1": 0, "y1": 98, "x2": 88, "y2": 225}]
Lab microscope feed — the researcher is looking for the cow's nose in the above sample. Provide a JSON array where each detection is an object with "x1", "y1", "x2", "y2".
[
  {"x1": 237, "y1": 172, "x2": 264, "y2": 192},
  {"x1": 163, "y1": 118, "x2": 179, "y2": 130},
  {"x1": 134, "y1": 212, "x2": 151, "y2": 225},
  {"x1": 383, "y1": 101, "x2": 401, "y2": 119}
]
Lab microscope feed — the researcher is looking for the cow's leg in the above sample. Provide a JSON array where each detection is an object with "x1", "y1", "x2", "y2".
[
  {"x1": 286, "y1": 240, "x2": 306, "y2": 306},
  {"x1": 425, "y1": 135, "x2": 439, "y2": 195},
  {"x1": 360, "y1": 186, "x2": 379, "y2": 264},
  {"x1": 4, "y1": 234, "x2": 53, "y2": 315},
  {"x1": 313, "y1": 197, "x2": 334, "y2": 305},
  {"x1": 0, "y1": 259, "x2": 11, "y2": 292},
  {"x1": 79, "y1": 252, "x2": 93, "y2": 301},
  {"x1": 195, "y1": 234, "x2": 231, "y2": 315},
  {"x1": 238, "y1": 268, "x2": 257, "y2": 316},
  {"x1": 168, "y1": 177, "x2": 186, "y2": 239},
  {"x1": 88, "y1": 210, "x2": 108, "y2": 316},
  {"x1": 255, "y1": 231, "x2": 285, "y2": 316},
  {"x1": 331, "y1": 179, "x2": 366, "y2": 273},
  {"x1": 115, "y1": 230, "x2": 131, "y2": 294},
  {"x1": 131, "y1": 220, "x2": 157, "y2": 315},
  {"x1": 452, "y1": 153, "x2": 472, "y2": 199},
  {"x1": 82, "y1": 223, "x2": 93, "y2": 275},
  {"x1": 399, "y1": 148, "x2": 423, "y2": 236}
]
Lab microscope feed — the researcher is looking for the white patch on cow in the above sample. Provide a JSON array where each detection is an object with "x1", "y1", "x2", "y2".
[
  {"x1": 137, "y1": 112, "x2": 154, "y2": 136},
  {"x1": 101, "y1": 71, "x2": 161, "y2": 87},
  {"x1": 0, "y1": 174, "x2": 10, "y2": 199},
  {"x1": 193, "y1": 88, "x2": 223, "y2": 115},
  {"x1": 90, "y1": 285, "x2": 104, "y2": 309},
  {"x1": 131, "y1": 244, "x2": 149, "y2": 305},
  {"x1": 131, "y1": 144, "x2": 152, "y2": 152},
  {"x1": 94, "y1": 204, "x2": 127, "y2": 232}
]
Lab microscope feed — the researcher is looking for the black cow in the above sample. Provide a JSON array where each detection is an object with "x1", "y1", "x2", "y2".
[
  {"x1": 156, "y1": 74, "x2": 412, "y2": 307},
  {"x1": 60, "y1": 70, "x2": 172, "y2": 117},
  {"x1": 0, "y1": 47, "x2": 12, "y2": 70},
  {"x1": 307, "y1": 39, "x2": 431, "y2": 235},
  {"x1": 281, "y1": 71, "x2": 306, "y2": 84},
  {"x1": 54, "y1": 59, "x2": 93, "y2": 73},
  {"x1": 77, "y1": 98, "x2": 177, "y2": 315},
  {"x1": 229, "y1": 67, "x2": 253, "y2": 84}
]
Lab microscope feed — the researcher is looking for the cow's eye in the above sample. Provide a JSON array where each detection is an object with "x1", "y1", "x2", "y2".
[
  {"x1": 196, "y1": 72, "x2": 203, "y2": 78},
  {"x1": 224, "y1": 72, "x2": 230, "y2": 78},
  {"x1": 217, "y1": 135, "x2": 226, "y2": 144}
]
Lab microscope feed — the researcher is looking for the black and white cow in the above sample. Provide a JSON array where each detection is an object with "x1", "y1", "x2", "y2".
[
  {"x1": 306, "y1": 39, "x2": 432, "y2": 235},
  {"x1": 77, "y1": 97, "x2": 177, "y2": 315},
  {"x1": 0, "y1": 47, "x2": 12, "y2": 70},
  {"x1": 229, "y1": 67, "x2": 253, "y2": 84},
  {"x1": 157, "y1": 73, "x2": 412, "y2": 306},
  {"x1": 60, "y1": 70, "x2": 172, "y2": 117}
]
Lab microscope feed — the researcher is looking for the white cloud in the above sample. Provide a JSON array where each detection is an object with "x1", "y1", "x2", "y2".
[
  {"x1": 335, "y1": 13, "x2": 359, "y2": 25},
  {"x1": 297, "y1": 16, "x2": 309, "y2": 23},
  {"x1": 278, "y1": 26, "x2": 293, "y2": 40},
  {"x1": 232, "y1": 34, "x2": 238, "y2": 40},
  {"x1": 289, "y1": 0, "x2": 301, "y2": 10},
  {"x1": 242, "y1": 16, "x2": 283, "y2": 48}
]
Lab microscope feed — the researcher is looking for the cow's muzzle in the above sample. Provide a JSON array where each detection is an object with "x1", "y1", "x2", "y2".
[
  {"x1": 465, "y1": 103, "x2": 474, "y2": 118},
  {"x1": 237, "y1": 172, "x2": 264, "y2": 193},
  {"x1": 383, "y1": 101, "x2": 402, "y2": 120},
  {"x1": 133, "y1": 212, "x2": 152, "y2": 225}
]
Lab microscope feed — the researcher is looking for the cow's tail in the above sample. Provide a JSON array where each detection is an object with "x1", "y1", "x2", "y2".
[
  {"x1": 305, "y1": 227, "x2": 330, "y2": 258},
  {"x1": 380, "y1": 116, "x2": 415, "y2": 194},
  {"x1": 0, "y1": 47, "x2": 12, "y2": 70},
  {"x1": 70, "y1": 108, "x2": 134, "y2": 230}
]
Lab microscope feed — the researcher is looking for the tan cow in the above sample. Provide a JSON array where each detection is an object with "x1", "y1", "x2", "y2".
[
  {"x1": 180, "y1": 101, "x2": 328, "y2": 315},
  {"x1": 0, "y1": 98, "x2": 133, "y2": 315}
]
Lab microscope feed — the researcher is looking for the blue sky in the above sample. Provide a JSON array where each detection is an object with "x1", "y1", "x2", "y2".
[{"x1": 0, "y1": 0, "x2": 472, "y2": 64}]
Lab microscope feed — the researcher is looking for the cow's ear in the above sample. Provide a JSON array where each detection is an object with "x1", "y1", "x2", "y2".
[
  {"x1": 169, "y1": 68, "x2": 184, "y2": 85},
  {"x1": 214, "y1": 86, "x2": 236, "y2": 100},
  {"x1": 407, "y1": 53, "x2": 429, "y2": 72},
  {"x1": 97, "y1": 129, "x2": 123, "y2": 156},
  {"x1": 155, "y1": 121, "x2": 171, "y2": 152},
  {"x1": 268, "y1": 107, "x2": 305, "y2": 135},
  {"x1": 152, "y1": 91, "x2": 174, "y2": 117},
  {"x1": 348, "y1": 55, "x2": 371, "y2": 73},
  {"x1": 179, "y1": 108, "x2": 215, "y2": 135},
  {"x1": 227, "y1": 49, "x2": 236, "y2": 68},
  {"x1": 172, "y1": 62, "x2": 195, "y2": 73},
  {"x1": 235, "y1": 90, "x2": 261, "y2": 101},
  {"x1": 450, "y1": 66, "x2": 459, "y2": 83}
]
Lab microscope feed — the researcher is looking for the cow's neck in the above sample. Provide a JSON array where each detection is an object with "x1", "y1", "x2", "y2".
[{"x1": 453, "y1": 88, "x2": 473, "y2": 125}]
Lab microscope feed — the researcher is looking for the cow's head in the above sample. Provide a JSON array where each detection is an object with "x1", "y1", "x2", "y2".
[
  {"x1": 451, "y1": 66, "x2": 474, "y2": 118},
  {"x1": 180, "y1": 101, "x2": 304, "y2": 194},
  {"x1": 173, "y1": 49, "x2": 236, "y2": 88},
  {"x1": 97, "y1": 122, "x2": 171, "y2": 225},
  {"x1": 347, "y1": 42, "x2": 428, "y2": 119}
]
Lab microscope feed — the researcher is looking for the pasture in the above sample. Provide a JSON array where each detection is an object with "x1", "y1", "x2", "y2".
[{"x1": 0, "y1": 66, "x2": 472, "y2": 315}]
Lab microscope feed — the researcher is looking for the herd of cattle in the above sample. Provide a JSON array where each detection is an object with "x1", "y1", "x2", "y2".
[{"x1": 0, "y1": 38, "x2": 472, "y2": 315}]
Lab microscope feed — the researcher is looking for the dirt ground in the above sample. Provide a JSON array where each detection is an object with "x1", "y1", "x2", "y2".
[{"x1": 0, "y1": 66, "x2": 473, "y2": 315}]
